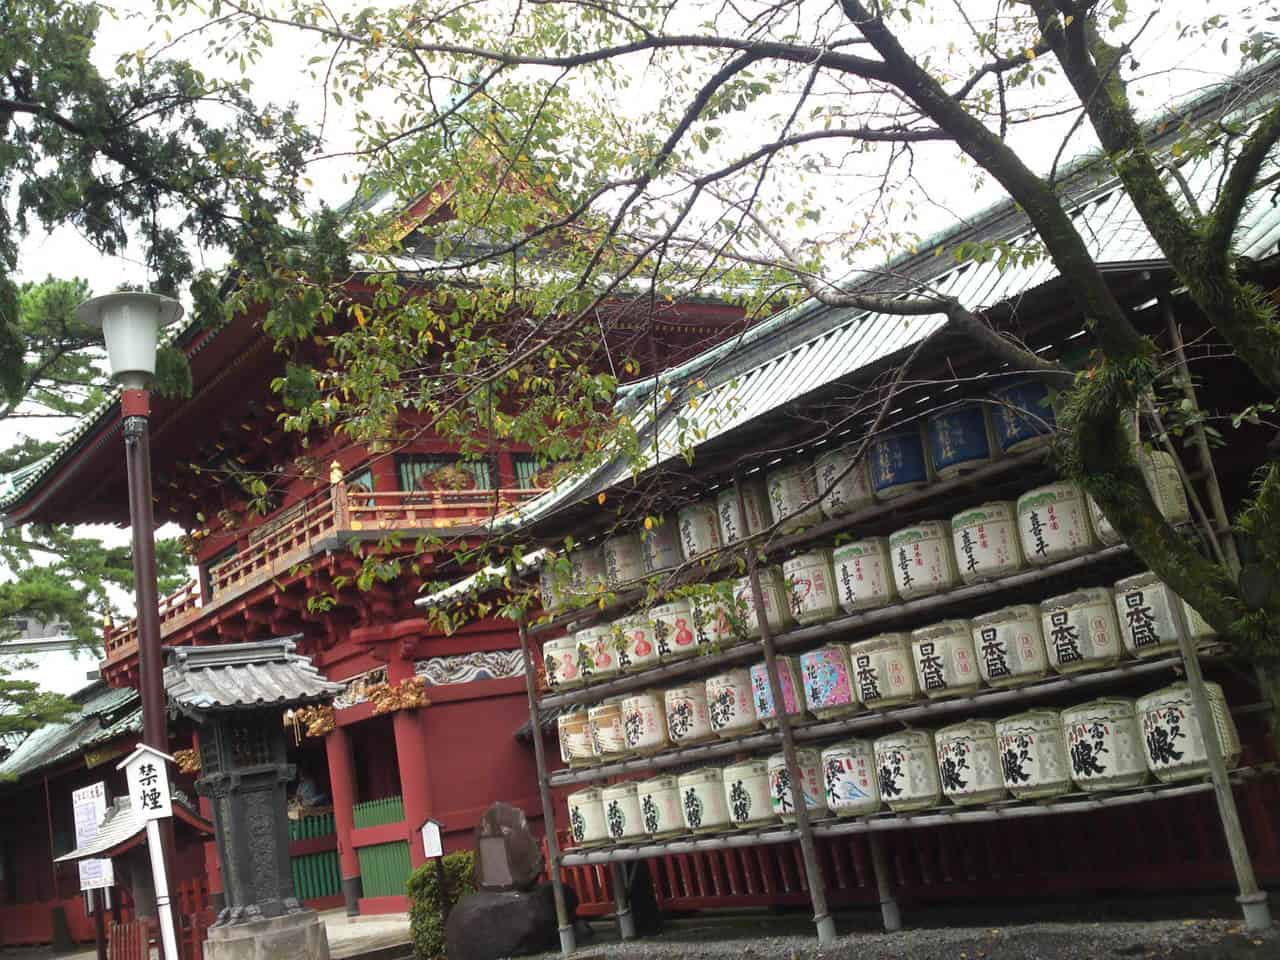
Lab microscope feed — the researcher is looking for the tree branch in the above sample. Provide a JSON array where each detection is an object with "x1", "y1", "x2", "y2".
[{"x1": 1206, "y1": 99, "x2": 1280, "y2": 256}]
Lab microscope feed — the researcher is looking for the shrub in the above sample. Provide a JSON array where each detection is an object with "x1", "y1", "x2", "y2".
[{"x1": 407, "y1": 851, "x2": 477, "y2": 959}]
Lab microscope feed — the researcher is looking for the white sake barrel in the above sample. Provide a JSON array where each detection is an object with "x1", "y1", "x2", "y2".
[
  {"x1": 677, "y1": 768, "x2": 732, "y2": 833},
  {"x1": 539, "y1": 561, "x2": 566, "y2": 612},
  {"x1": 1061, "y1": 698, "x2": 1149, "y2": 791},
  {"x1": 651, "y1": 599, "x2": 698, "y2": 661},
  {"x1": 733, "y1": 568, "x2": 793, "y2": 638},
  {"x1": 558, "y1": 710, "x2": 596, "y2": 767},
  {"x1": 567, "y1": 787, "x2": 609, "y2": 846},
  {"x1": 603, "y1": 532, "x2": 646, "y2": 587},
  {"x1": 637, "y1": 774, "x2": 683, "y2": 838},
  {"x1": 1183, "y1": 600, "x2": 1216, "y2": 641},
  {"x1": 601, "y1": 782, "x2": 644, "y2": 841},
  {"x1": 678, "y1": 499, "x2": 723, "y2": 561},
  {"x1": 1113, "y1": 571, "x2": 1184, "y2": 658},
  {"x1": 831, "y1": 537, "x2": 898, "y2": 613},
  {"x1": 821, "y1": 741, "x2": 881, "y2": 817},
  {"x1": 723, "y1": 758, "x2": 775, "y2": 828},
  {"x1": 951, "y1": 501, "x2": 1024, "y2": 584},
  {"x1": 1089, "y1": 448, "x2": 1191, "y2": 544},
  {"x1": 848, "y1": 633, "x2": 919, "y2": 708},
  {"x1": 814, "y1": 443, "x2": 875, "y2": 518},
  {"x1": 889, "y1": 521, "x2": 961, "y2": 600},
  {"x1": 749, "y1": 657, "x2": 805, "y2": 728},
  {"x1": 621, "y1": 691, "x2": 669, "y2": 755},
  {"x1": 706, "y1": 668, "x2": 760, "y2": 738},
  {"x1": 569, "y1": 545, "x2": 607, "y2": 598},
  {"x1": 970, "y1": 604, "x2": 1049, "y2": 688},
  {"x1": 716, "y1": 478, "x2": 770, "y2": 544},
  {"x1": 692, "y1": 586, "x2": 739, "y2": 648},
  {"x1": 588, "y1": 700, "x2": 626, "y2": 759},
  {"x1": 1040, "y1": 587, "x2": 1123, "y2": 674},
  {"x1": 783, "y1": 549, "x2": 841, "y2": 625},
  {"x1": 575, "y1": 624, "x2": 619, "y2": 683},
  {"x1": 612, "y1": 614, "x2": 658, "y2": 674},
  {"x1": 936, "y1": 720, "x2": 1006, "y2": 806},
  {"x1": 664, "y1": 683, "x2": 715, "y2": 745},
  {"x1": 542, "y1": 635, "x2": 583, "y2": 690},
  {"x1": 766, "y1": 460, "x2": 823, "y2": 532},
  {"x1": 799, "y1": 645, "x2": 858, "y2": 720},
  {"x1": 640, "y1": 516, "x2": 683, "y2": 574},
  {"x1": 1017, "y1": 482, "x2": 1096, "y2": 566},
  {"x1": 874, "y1": 729, "x2": 942, "y2": 812},
  {"x1": 911, "y1": 620, "x2": 981, "y2": 698},
  {"x1": 1138, "y1": 682, "x2": 1241, "y2": 783},
  {"x1": 767, "y1": 749, "x2": 826, "y2": 822},
  {"x1": 995, "y1": 710, "x2": 1073, "y2": 800}
]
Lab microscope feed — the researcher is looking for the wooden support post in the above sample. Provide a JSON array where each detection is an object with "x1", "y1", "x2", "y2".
[
  {"x1": 518, "y1": 621, "x2": 576, "y2": 956},
  {"x1": 92, "y1": 889, "x2": 107, "y2": 960},
  {"x1": 736, "y1": 474, "x2": 836, "y2": 946},
  {"x1": 867, "y1": 834, "x2": 901, "y2": 932},
  {"x1": 611, "y1": 862, "x2": 636, "y2": 940}
]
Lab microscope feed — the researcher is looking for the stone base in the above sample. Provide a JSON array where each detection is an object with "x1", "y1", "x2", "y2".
[
  {"x1": 445, "y1": 884, "x2": 561, "y2": 960},
  {"x1": 203, "y1": 909, "x2": 330, "y2": 960}
]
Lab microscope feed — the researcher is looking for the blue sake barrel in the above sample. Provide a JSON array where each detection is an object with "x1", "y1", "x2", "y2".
[
  {"x1": 926, "y1": 403, "x2": 994, "y2": 478},
  {"x1": 990, "y1": 379, "x2": 1056, "y2": 453},
  {"x1": 869, "y1": 426, "x2": 930, "y2": 498}
]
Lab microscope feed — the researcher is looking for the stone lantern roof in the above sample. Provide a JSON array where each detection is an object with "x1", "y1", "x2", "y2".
[{"x1": 164, "y1": 636, "x2": 343, "y2": 718}]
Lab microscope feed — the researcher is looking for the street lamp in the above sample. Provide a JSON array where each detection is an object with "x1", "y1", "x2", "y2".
[{"x1": 77, "y1": 291, "x2": 183, "y2": 960}]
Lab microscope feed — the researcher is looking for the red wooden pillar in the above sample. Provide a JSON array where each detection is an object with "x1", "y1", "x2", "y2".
[
  {"x1": 389, "y1": 654, "x2": 432, "y2": 870},
  {"x1": 325, "y1": 726, "x2": 363, "y2": 915}
]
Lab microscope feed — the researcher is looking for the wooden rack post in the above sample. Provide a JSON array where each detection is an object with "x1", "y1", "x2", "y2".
[
  {"x1": 517, "y1": 620, "x2": 576, "y2": 956},
  {"x1": 736, "y1": 473, "x2": 837, "y2": 946},
  {"x1": 611, "y1": 862, "x2": 636, "y2": 941}
]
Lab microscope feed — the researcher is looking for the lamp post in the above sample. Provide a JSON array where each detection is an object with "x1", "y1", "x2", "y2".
[{"x1": 77, "y1": 291, "x2": 183, "y2": 954}]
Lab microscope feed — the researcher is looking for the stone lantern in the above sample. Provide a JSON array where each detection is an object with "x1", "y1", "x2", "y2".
[{"x1": 165, "y1": 637, "x2": 343, "y2": 960}]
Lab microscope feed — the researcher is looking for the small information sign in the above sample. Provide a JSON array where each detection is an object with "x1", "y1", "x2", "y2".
[{"x1": 71, "y1": 782, "x2": 113, "y2": 890}]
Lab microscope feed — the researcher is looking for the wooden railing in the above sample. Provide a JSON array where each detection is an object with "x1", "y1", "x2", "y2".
[{"x1": 101, "y1": 462, "x2": 542, "y2": 669}]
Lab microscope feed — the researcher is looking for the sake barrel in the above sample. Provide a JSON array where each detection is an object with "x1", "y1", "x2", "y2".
[
  {"x1": 621, "y1": 690, "x2": 669, "y2": 755},
  {"x1": 889, "y1": 521, "x2": 961, "y2": 600},
  {"x1": 1183, "y1": 600, "x2": 1216, "y2": 642},
  {"x1": 575, "y1": 624, "x2": 619, "y2": 684},
  {"x1": 749, "y1": 657, "x2": 805, "y2": 728},
  {"x1": 848, "y1": 633, "x2": 920, "y2": 708},
  {"x1": 1017, "y1": 482, "x2": 1096, "y2": 566},
  {"x1": 814, "y1": 443, "x2": 875, "y2": 518},
  {"x1": 558, "y1": 710, "x2": 596, "y2": 767},
  {"x1": 733, "y1": 568, "x2": 794, "y2": 638},
  {"x1": 678, "y1": 499, "x2": 723, "y2": 561},
  {"x1": 569, "y1": 545, "x2": 606, "y2": 598},
  {"x1": 650, "y1": 599, "x2": 698, "y2": 661},
  {"x1": 1040, "y1": 588, "x2": 1123, "y2": 674},
  {"x1": 539, "y1": 561, "x2": 567, "y2": 613},
  {"x1": 723, "y1": 758, "x2": 775, "y2": 828},
  {"x1": 927, "y1": 403, "x2": 995, "y2": 478},
  {"x1": 716, "y1": 478, "x2": 770, "y2": 544},
  {"x1": 869, "y1": 425, "x2": 932, "y2": 499},
  {"x1": 799, "y1": 645, "x2": 858, "y2": 720},
  {"x1": 911, "y1": 620, "x2": 981, "y2": 698},
  {"x1": 637, "y1": 774, "x2": 683, "y2": 838},
  {"x1": 951, "y1": 501, "x2": 1024, "y2": 584},
  {"x1": 664, "y1": 683, "x2": 715, "y2": 745},
  {"x1": 640, "y1": 516, "x2": 683, "y2": 574},
  {"x1": 542, "y1": 635, "x2": 582, "y2": 691},
  {"x1": 567, "y1": 787, "x2": 608, "y2": 846},
  {"x1": 874, "y1": 729, "x2": 942, "y2": 812},
  {"x1": 601, "y1": 782, "x2": 644, "y2": 841},
  {"x1": 832, "y1": 537, "x2": 899, "y2": 613},
  {"x1": 1113, "y1": 571, "x2": 1184, "y2": 658},
  {"x1": 1090, "y1": 449, "x2": 1192, "y2": 545},
  {"x1": 767, "y1": 749, "x2": 826, "y2": 822},
  {"x1": 677, "y1": 768, "x2": 732, "y2": 833},
  {"x1": 935, "y1": 720, "x2": 1006, "y2": 805},
  {"x1": 990, "y1": 378, "x2": 1056, "y2": 453},
  {"x1": 783, "y1": 549, "x2": 840, "y2": 625},
  {"x1": 1061, "y1": 698, "x2": 1149, "y2": 791},
  {"x1": 970, "y1": 604, "x2": 1049, "y2": 688},
  {"x1": 603, "y1": 532, "x2": 646, "y2": 587},
  {"x1": 766, "y1": 460, "x2": 823, "y2": 532},
  {"x1": 612, "y1": 614, "x2": 658, "y2": 674},
  {"x1": 692, "y1": 586, "x2": 739, "y2": 649},
  {"x1": 706, "y1": 668, "x2": 759, "y2": 739},
  {"x1": 587, "y1": 700, "x2": 626, "y2": 760},
  {"x1": 821, "y1": 741, "x2": 881, "y2": 817},
  {"x1": 995, "y1": 709, "x2": 1073, "y2": 800},
  {"x1": 1138, "y1": 682, "x2": 1241, "y2": 783}
]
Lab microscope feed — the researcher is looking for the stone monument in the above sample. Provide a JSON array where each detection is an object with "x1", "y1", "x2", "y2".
[{"x1": 165, "y1": 638, "x2": 343, "y2": 960}]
